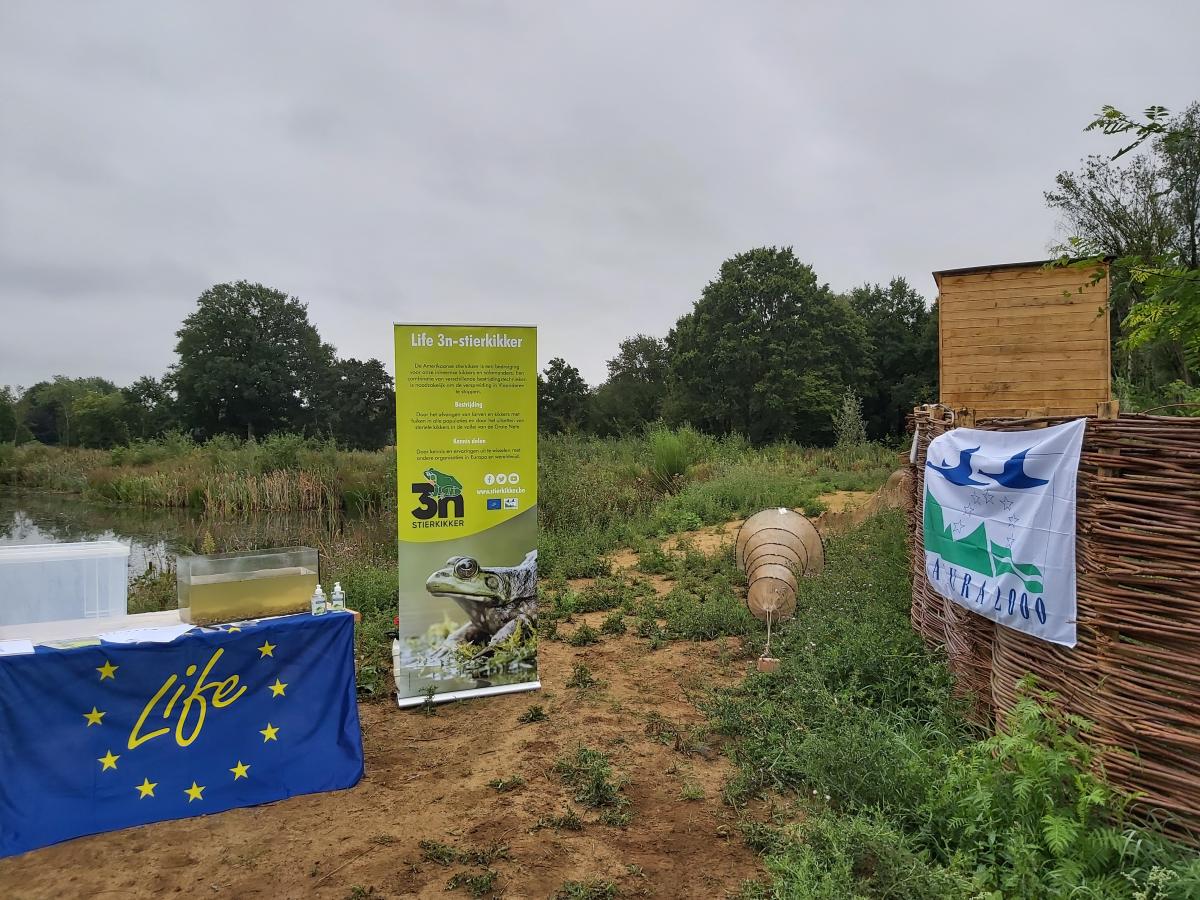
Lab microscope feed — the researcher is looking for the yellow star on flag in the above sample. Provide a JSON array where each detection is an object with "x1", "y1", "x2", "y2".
[
  {"x1": 269, "y1": 678, "x2": 287, "y2": 698},
  {"x1": 184, "y1": 781, "x2": 205, "y2": 802},
  {"x1": 260, "y1": 722, "x2": 279, "y2": 742},
  {"x1": 83, "y1": 707, "x2": 105, "y2": 726},
  {"x1": 258, "y1": 640, "x2": 276, "y2": 658},
  {"x1": 97, "y1": 660, "x2": 118, "y2": 680},
  {"x1": 98, "y1": 750, "x2": 119, "y2": 771},
  {"x1": 230, "y1": 761, "x2": 250, "y2": 780},
  {"x1": 136, "y1": 778, "x2": 157, "y2": 799},
  {"x1": 226, "y1": 625, "x2": 241, "y2": 633}
]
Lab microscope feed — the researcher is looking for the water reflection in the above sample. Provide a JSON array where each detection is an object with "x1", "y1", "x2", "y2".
[{"x1": 0, "y1": 490, "x2": 392, "y2": 583}]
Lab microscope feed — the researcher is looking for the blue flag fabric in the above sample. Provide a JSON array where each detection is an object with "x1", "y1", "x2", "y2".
[{"x1": 0, "y1": 612, "x2": 363, "y2": 858}]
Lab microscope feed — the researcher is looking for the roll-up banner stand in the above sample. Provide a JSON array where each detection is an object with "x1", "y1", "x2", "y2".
[{"x1": 392, "y1": 324, "x2": 539, "y2": 708}]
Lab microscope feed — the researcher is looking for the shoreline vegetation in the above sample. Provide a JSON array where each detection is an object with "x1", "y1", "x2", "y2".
[
  {"x1": 0, "y1": 432, "x2": 394, "y2": 514},
  {"x1": 0, "y1": 425, "x2": 896, "y2": 528},
  {"x1": 4, "y1": 431, "x2": 1199, "y2": 896},
  {"x1": 1, "y1": 425, "x2": 900, "y2": 694}
]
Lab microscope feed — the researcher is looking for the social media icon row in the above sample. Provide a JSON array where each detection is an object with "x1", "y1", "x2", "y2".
[{"x1": 483, "y1": 473, "x2": 520, "y2": 485}]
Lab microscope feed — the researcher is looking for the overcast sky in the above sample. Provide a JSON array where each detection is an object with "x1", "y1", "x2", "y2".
[{"x1": 1, "y1": 2, "x2": 1197, "y2": 388}]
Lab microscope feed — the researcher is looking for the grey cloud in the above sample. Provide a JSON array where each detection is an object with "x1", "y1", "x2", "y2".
[{"x1": 1, "y1": 0, "x2": 1198, "y2": 388}]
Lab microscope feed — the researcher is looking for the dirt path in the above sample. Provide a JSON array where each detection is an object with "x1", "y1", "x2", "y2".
[
  {"x1": 0, "y1": 621, "x2": 762, "y2": 899},
  {"x1": 3, "y1": 482, "x2": 913, "y2": 898}
]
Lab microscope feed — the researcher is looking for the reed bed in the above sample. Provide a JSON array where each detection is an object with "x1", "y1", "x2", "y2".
[
  {"x1": 2, "y1": 434, "x2": 395, "y2": 514},
  {"x1": 0, "y1": 443, "x2": 109, "y2": 492}
]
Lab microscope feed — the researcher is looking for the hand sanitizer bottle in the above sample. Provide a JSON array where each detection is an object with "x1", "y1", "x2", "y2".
[
  {"x1": 311, "y1": 584, "x2": 327, "y2": 616},
  {"x1": 330, "y1": 581, "x2": 346, "y2": 612}
]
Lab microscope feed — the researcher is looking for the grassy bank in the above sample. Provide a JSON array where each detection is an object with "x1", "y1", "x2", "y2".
[
  {"x1": 715, "y1": 513, "x2": 1200, "y2": 899},
  {"x1": 52, "y1": 433, "x2": 1200, "y2": 895},
  {"x1": 0, "y1": 428, "x2": 893, "y2": 534},
  {"x1": 538, "y1": 428, "x2": 895, "y2": 579},
  {"x1": 113, "y1": 427, "x2": 894, "y2": 696}
]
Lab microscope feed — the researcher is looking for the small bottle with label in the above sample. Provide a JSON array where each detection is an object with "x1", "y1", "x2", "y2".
[
  {"x1": 311, "y1": 584, "x2": 327, "y2": 616},
  {"x1": 330, "y1": 582, "x2": 346, "y2": 612}
]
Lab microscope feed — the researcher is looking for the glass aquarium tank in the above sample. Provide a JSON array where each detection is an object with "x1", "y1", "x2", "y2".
[
  {"x1": 177, "y1": 547, "x2": 319, "y2": 625},
  {"x1": 0, "y1": 541, "x2": 130, "y2": 627}
]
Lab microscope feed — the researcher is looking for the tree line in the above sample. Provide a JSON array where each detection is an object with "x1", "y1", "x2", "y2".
[
  {"x1": 1, "y1": 258, "x2": 938, "y2": 454},
  {"x1": 540, "y1": 100, "x2": 1200, "y2": 442},
  {"x1": 0, "y1": 281, "x2": 395, "y2": 450},
  {"x1": 539, "y1": 250, "x2": 939, "y2": 444},
  {"x1": 5, "y1": 100, "x2": 1194, "y2": 452}
]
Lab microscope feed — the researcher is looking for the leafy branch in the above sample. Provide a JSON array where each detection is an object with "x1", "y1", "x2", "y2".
[{"x1": 1086, "y1": 105, "x2": 1174, "y2": 159}]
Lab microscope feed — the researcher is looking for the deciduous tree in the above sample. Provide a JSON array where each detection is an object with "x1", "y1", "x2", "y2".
[
  {"x1": 666, "y1": 247, "x2": 868, "y2": 444},
  {"x1": 19, "y1": 377, "x2": 119, "y2": 446},
  {"x1": 317, "y1": 357, "x2": 395, "y2": 450},
  {"x1": 0, "y1": 387, "x2": 17, "y2": 444},
  {"x1": 589, "y1": 335, "x2": 670, "y2": 435},
  {"x1": 171, "y1": 281, "x2": 334, "y2": 439},
  {"x1": 122, "y1": 376, "x2": 176, "y2": 440},
  {"x1": 1048, "y1": 102, "x2": 1200, "y2": 394},
  {"x1": 849, "y1": 278, "x2": 938, "y2": 438},
  {"x1": 538, "y1": 357, "x2": 590, "y2": 433},
  {"x1": 72, "y1": 391, "x2": 129, "y2": 449}
]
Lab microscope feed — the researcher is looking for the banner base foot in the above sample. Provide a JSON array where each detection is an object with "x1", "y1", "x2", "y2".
[{"x1": 395, "y1": 680, "x2": 541, "y2": 709}]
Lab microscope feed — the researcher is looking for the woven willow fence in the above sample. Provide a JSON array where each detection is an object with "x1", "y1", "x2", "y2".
[{"x1": 909, "y1": 407, "x2": 1200, "y2": 843}]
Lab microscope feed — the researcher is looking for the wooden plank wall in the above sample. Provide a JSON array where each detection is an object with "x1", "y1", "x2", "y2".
[{"x1": 937, "y1": 262, "x2": 1112, "y2": 417}]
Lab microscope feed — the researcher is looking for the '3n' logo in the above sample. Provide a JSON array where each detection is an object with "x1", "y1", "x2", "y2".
[{"x1": 411, "y1": 468, "x2": 464, "y2": 520}]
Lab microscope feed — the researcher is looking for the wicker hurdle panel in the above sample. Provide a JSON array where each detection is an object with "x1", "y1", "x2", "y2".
[{"x1": 911, "y1": 412, "x2": 1200, "y2": 842}]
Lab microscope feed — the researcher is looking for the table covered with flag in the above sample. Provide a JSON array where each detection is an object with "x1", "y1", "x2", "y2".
[{"x1": 0, "y1": 611, "x2": 363, "y2": 858}]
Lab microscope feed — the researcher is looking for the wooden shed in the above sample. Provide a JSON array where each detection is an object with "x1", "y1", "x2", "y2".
[{"x1": 934, "y1": 259, "x2": 1114, "y2": 419}]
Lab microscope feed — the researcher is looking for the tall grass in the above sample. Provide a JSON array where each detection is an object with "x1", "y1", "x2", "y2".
[
  {"x1": 714, "y1": 513, "x2": 1200, "y2": 899},
  {"x1": 645, "y1": 424, "x2": 714, "y2": 492},
  {"x1": 2, "y1": 433, "x2": 395, "y2": 514},
  {"x1": 538, "y1": 430, "x2": 896, "y2": 577},
  {"x1": 5, "y1": 427, "x2": 892, "y2": 531},
  {"x1": 0, "y1": 443, "x2": 109, "y2": 492}
]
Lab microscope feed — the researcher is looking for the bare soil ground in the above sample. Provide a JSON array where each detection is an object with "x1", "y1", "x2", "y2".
[
  {"x1": 2, "y1": 483, "x2": 910, "y2": 899},
  {"x1": 0, "y1": 620, "x2": 762, "y2": 900}
]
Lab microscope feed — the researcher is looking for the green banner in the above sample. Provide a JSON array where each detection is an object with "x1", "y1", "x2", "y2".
[{"x1": 391, "y1": 324, "x2": 539, "y2": 707}]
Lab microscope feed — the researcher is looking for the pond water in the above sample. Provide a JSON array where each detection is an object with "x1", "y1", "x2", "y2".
[{"x1": 0, "y1": 489, "x2": 393, "y2": 583}]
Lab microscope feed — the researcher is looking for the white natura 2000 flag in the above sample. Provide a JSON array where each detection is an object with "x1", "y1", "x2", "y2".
[{"x1": 922, "y1": 418, "x2": 1086, "y2": 647}]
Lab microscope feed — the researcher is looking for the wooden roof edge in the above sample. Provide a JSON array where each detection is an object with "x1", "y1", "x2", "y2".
[{"x1": 933, "y1": 256, "x2": 1113, "y2": 283}]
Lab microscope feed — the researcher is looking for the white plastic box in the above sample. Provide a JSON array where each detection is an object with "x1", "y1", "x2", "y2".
[{"x1": 0, "y1": 541, "x2": 131, "y2": 627}]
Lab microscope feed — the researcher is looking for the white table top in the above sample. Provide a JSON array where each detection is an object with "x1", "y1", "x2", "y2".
[{"x1": 0, "y1": 610, "x2": 184, "y2": 644}]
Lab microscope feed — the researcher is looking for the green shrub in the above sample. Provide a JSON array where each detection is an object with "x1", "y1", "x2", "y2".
[
  {"x1": 646, "y1": 424, "x2": 712, "y2": 492},
  {"x1": 566, "y1": 663, "x2": 599, "y2": 690},
  {"x1": 832, "y1": 387, "x2": 869, "y2": 449},
  {"x1": 742, "y1": 811, "x2": 974, "y2": 900},
  {"x1": 535, "y1": 806, "x2": 584, "y2": 832},
  {"x1": 567, "y1": 623, "x2": 601, "y2": 646},
  {"x1": 918, "y1": 680, "x2": 1200, "y2": 897},
  {"x1": 636, "y1": 545, "x2": 675, "y2": 575},
  {"x1": 518, "y1": 705, "x2": 548, "y2": 724},
  {"x1": 127, "y1": 564, "x2": 177, "y2": 614},
  {"x1": 575, "y1": 577, "x2": 646, "y2": 613},
  {"x1": 599, "y1": 611, "x2": 627, "y2": 635}
]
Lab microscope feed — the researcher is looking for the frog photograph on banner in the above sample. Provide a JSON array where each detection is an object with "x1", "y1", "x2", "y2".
[{"x1": 391, "y1": 324, "x2": 539, "y2": 707}]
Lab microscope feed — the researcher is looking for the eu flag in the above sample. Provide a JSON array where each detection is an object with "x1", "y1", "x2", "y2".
[{"x1": 0, "y1": 612, "x2": 363, "y2": 857}]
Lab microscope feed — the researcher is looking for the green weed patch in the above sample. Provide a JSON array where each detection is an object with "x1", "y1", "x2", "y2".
[
  {"x1": 714, "y1": 512, "x2": 1200, "y2": 899},
  {"x1": 554, "y1": 747, "x2": 631, "y2": 823}
]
